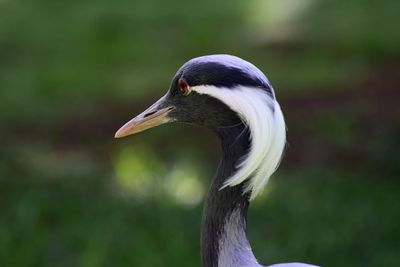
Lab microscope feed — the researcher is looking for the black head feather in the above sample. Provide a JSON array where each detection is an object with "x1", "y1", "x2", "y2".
[{"x1": 173, "y1": 54, "x2": 274, "y2": 97}]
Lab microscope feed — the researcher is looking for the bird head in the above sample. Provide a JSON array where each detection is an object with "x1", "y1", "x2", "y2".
[{"x1": 115, "y1": 54, "x2": 286, "y2": 199}]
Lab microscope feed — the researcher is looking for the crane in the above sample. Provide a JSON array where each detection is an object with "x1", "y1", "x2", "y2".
[{"x1": 115, "y1": 54, "x2": 320, "y2": 267}]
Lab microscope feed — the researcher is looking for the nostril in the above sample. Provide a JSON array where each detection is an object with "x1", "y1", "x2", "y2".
[{"x1": 143, "y1": 110, "x2": 157, "y2": 118}]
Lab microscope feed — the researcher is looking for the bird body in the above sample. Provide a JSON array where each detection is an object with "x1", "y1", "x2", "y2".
[{"x1": 115, "y1": 55, "x2": 320, "y2": 267}]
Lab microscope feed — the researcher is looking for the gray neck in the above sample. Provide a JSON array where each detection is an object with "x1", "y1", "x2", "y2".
[{"x1": 201, "y1": 125, "x2": 262, "y2": 267}]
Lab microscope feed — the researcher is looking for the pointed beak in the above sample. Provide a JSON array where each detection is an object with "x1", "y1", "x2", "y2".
[{"x1": 114, "y1": 95, "x2": 175, "y2": 138}]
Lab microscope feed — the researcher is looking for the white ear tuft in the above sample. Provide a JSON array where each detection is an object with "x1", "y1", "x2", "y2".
[{"x1": 192, "y1": 85, "x2": 286, "y2": 200}]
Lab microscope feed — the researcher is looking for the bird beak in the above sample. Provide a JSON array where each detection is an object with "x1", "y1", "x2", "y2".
[{"x1": 114, "y1": 95, "x2": 175, "y2": 138}]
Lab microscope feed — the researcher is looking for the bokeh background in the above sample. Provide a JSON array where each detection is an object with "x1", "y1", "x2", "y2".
[{"x1": 1, "y1": 0, "x2": 399, "y2": 266}]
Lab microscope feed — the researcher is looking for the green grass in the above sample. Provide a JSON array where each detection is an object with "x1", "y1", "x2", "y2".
[
  {"x1": 1, "y1": 0, "x2": 399, "y2": 123},
  {"x1": 0, "y1": 166, "x2": 398, "y2": 267}
]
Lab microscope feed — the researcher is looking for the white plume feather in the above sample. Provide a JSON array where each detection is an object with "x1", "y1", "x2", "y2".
[{"x1": 192, "y1": 85, "x2": 286, "y2": 200}]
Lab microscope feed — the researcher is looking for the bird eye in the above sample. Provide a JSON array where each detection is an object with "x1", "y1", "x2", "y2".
[{"x1": 178, "y1": 79, "x2": 190, "y2": 96}]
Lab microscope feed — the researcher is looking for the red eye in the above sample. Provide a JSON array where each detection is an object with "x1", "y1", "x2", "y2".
[{"x1": 178, "y1": 79, "x2": 190, "y2": 96}]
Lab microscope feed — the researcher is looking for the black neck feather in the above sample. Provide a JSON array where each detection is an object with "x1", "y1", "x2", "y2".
[{"x1": 201, "y1": 123, "x2": 252, "y2": 267}]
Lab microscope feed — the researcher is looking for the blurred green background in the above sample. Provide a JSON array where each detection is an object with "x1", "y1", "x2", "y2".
[{"x1": 0, "y1": 0, "x2": 399, "y2": 266}]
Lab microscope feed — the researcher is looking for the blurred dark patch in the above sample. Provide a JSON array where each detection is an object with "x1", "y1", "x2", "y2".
[{"x1": 283, "y1": 58, "x2": 400, "y2": 179}]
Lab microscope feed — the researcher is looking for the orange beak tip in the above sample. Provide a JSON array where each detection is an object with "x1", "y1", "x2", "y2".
[
  {"x1": 114, "y1": 127, "x2": 130, "y2": 139},
  {"x1": 114, "y1": 104, "x2": 173, "y2": 140}
]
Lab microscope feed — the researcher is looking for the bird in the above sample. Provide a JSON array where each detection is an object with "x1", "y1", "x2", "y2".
[{"x1": 114, "y1": 54, "x2": 320, "y2": 267}]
